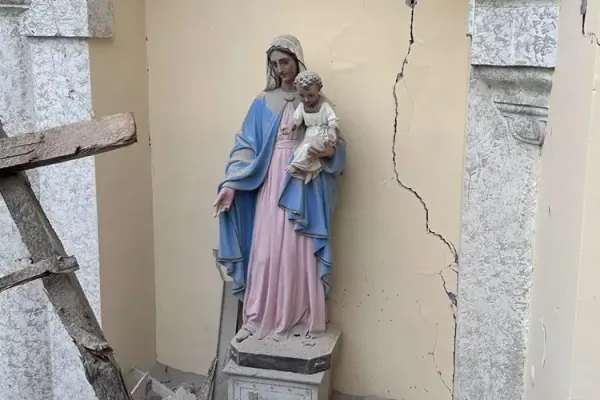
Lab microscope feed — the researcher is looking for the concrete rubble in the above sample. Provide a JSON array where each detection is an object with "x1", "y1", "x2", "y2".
[{"x1": 163, "y1": 388, "x2": 198, "y2": 400}]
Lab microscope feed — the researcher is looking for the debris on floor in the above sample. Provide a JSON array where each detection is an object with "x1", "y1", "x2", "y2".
[
  {"x1": 163, "y1": 388, "x2": 198, "y2": 400},
  {"x1": 130, "y1": 357, "x2": 217, "y2": 400}
]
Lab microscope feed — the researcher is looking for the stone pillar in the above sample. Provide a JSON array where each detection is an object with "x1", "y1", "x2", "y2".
[
  {"x1": 454, "y1": 1, "x2": 558, "y2": 399},
  {"x1": 0, "y1": 1, "x2": 112, "y2": 399}
]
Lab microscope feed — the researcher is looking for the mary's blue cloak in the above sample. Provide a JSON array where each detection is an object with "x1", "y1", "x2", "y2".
[{"x1": 217, "y1": 93, "x2": 346, "y2": 300}]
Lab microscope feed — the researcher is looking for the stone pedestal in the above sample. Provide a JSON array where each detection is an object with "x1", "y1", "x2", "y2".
[
  {"x1": 224, "y1": 324, "x2": 341, "y2": 400},
  {"x1": 224, "y1": 361, "x2": 330, "y2": 400}
]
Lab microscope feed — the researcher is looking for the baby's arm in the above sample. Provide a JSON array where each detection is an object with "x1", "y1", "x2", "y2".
[
  {"x1": 323, "y1": 102, "x2": 339, "y2": 145},
  {"x1": 293, "y1": 103, "x2": 305, "y2": 127}
]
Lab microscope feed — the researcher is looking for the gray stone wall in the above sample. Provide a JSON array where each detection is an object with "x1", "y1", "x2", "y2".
[
  {"x1": 454, "y1": 1, "x2": 559, "y2": 399},
  {"x1": 0, "y1": 1, "x2": 112, "y2": 399}
]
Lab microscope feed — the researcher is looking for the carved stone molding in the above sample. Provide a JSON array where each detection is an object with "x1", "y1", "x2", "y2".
[
  {"x1": 478, "y1": 66, "x2": 552, "y2": 146},
  {"x1": 0, "y1": 0, "x2": 30, "y2": 4},
  {"x1": 0, "y1": 0, "x2": 29, "y2": 12},
  {"x1": 494, "y1": 101, "x2": 548, "y2": 145},
  {"x1": 478, "y1": 65, "x2": 554, "y2": 92}
]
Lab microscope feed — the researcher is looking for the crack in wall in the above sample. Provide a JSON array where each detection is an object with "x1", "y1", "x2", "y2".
[
  {"x1": 392, "y1": 1, "x2": 459, "y2": 279},
  {"x1": 581, "y1": 0, "x2": 600, "y2": 45},
  {"x1": 428, "y1": 323, "x2": 452, "y2": 394},
  {"x1": 439, "y1": 269, "x2": 457, "y2": 314},
  {"x1": 392, "y1": 1, "x2": 459, "y2": 395}
]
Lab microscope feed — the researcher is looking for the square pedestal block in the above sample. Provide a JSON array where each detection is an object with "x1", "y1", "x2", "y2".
[{"x1": 224, "y1": 361, "x2": 331, "y2": 400}]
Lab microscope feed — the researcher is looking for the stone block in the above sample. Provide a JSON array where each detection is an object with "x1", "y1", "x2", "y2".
[{"x1": 224, "y1": 361, "x2": 331, "y2": 400}]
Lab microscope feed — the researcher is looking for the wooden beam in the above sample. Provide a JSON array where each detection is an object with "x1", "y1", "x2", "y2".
[
  {"x1": 0, "y1": 256, "x2": 78, "y2": 294},
  {"x1": 212, "y1": 249, "x2": 238, "y2": 400},
  {"x1": 197, "y1": 357, "x2": 218, "y2": 400},
  {"x1": 0, "y1": 113, "x2": 136, "y2": 175},
  {"x1": 0, "y1": 122, "x2": 132, "y2": 400}
]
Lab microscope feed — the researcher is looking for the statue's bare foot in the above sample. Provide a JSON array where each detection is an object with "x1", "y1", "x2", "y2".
[{"x1": 235, "y1": 328, "x2": 252, "y2": 343}]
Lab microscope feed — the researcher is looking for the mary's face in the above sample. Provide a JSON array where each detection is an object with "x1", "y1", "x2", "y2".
[{"x1": 269, "y1": 50, "x2": 299, "y2": 86}]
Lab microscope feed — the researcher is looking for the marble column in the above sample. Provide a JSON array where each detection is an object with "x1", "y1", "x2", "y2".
[
  {"x1": 0, "y1": 1, "x2": 112, "y2": 399},
  {"x1": 454, "y1": 1, "x2": 559, "y2": 399}
]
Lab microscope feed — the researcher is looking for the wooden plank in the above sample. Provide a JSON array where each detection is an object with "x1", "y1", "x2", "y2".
[
  {"x1": 212, "y1": 283, "x2": 239, "y2": 400},
  {"x1": 0, "y1": 174, "x2": 133, "y2": 400},
  {"x1": 0, "y1": 256, "x2": 78, "y2": 294},
  {"x1": 198, "y1": 357, "x2": 218, "y2": 400},
  {"x1": 0, "y1": 121, "x2": 132, "y2": 400},
  {"x1": 0, "y1": 113, "x2": 136, "y2": 175},
  {"x1": 212, "y1": 249, "x2": 240, "y2": 400}
]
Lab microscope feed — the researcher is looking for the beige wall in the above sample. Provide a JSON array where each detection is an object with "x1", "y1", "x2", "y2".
[
  {"x1": 145, "y1": 0, "x2": 469, "y2": 397},
  {"x1": 525, "y1": 0, "x2": 600, "y2": 399},
  {"x1": 90, "y1": 0, "x2": 156, "y2": 372}
]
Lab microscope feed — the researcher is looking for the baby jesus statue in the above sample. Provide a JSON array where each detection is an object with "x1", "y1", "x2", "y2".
[{"x1": 281, "y1": 70, "x2": 339, "y2": 184}]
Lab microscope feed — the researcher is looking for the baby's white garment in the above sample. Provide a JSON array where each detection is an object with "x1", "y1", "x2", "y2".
[{"x1": 288, "y1": 101, "x2": 339, "y2": 183}]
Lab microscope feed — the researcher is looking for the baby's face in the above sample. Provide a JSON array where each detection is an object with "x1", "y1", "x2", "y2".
[{"x1": 298, "y1": 85, "x2": 320, "y2": 108}]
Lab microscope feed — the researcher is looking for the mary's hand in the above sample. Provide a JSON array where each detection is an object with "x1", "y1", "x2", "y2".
[
  {"x1": 280, "y1": 126, "x2": 293, "y2": 136},
  {"x1": 213, "y1": 187, "x2": 235, "y2": 217},
  {"x1": 308, "y1": 141, "x2": 335, "y2": 158}
]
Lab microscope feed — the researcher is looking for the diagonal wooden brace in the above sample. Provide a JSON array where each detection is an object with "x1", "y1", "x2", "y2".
[
  {"x1": 0, "y1": 173, "x2": 132, "y2": 400},
  {"x1": 0, "y1": 256, "x2": 79, "y2": 294},
  {"x1": 0, "y1": 121, "x2": 133, "y2": 400},
  {"x1": 0, "y1": 113, "x2": 136, "y2": 176}
]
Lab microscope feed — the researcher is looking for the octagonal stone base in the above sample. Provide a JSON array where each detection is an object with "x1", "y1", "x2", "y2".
[{"x1": 229, "y1": 324, "x2": 341, "y2": 375}]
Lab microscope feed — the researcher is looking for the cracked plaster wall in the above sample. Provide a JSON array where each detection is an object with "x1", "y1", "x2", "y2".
[
  {"x1": 146, "y1": 0, "x2": 469, "y2": 399},
  {"x1": 455, "y1": 0, "x2": 558, "y2": 399},
  {"x1": 0, "y1": 1, "x2": 112, "y2": 399}
]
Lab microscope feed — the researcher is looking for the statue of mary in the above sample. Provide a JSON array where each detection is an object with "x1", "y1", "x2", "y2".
[{"x1": 214, "y1": 34, "x2": 346, "y2": 341}]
